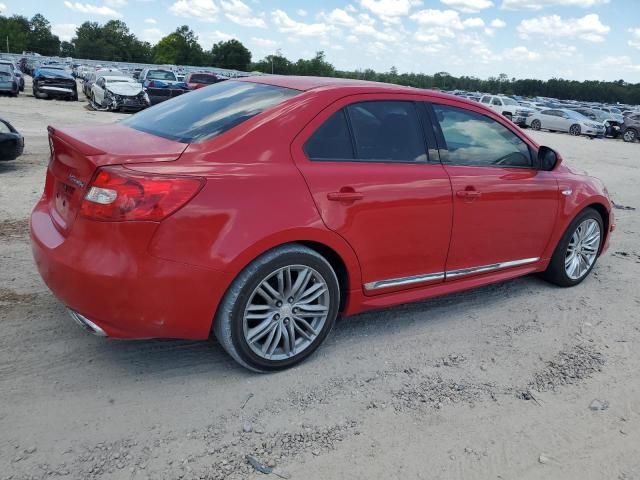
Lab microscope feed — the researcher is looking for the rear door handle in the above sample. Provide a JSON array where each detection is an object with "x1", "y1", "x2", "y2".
[
  {"x1": 456, "y1": 190, "x2": 482, "y2": 199},
  {"x1": 327, "y1": 191, "x2": 364, "y2": 202}
]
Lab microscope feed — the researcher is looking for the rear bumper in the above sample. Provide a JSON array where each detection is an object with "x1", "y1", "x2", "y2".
[{"x1": 30, "y1": 199, "x2": 231, "y2": 340}]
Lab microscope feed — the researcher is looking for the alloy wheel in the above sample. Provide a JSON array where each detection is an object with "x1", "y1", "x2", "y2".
[
  {"x1": 623, "y1": 130, "x2": 637, "y2": 142},
  {"x1": 531, "y1": 120, "x2": 541, "y2": 130},
  {"x1": 569, "y1": 124, "x2": 581, "y2": 136},
  {"x1": 564, "y1": 218, "x2": 601, "y2": 280},
  {"x1": 242, "y1": 265, "x2": 330, "y2": 361}
]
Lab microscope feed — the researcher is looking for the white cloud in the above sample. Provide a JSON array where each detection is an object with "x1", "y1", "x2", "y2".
[
  {"x1": 440, "y1": 0, "x2": 493, "y2": 13},
  {"x1": 141, "y1": 28, "x2": 163, "y2": 43},
  {"x1": 168, "y1": 0, "x2": 218, "y2": 21},
  {"x1": 271, "y1": 10, "x2": 333, "y2": 37},
  {"x1": 296, "y1": 9, "x2": 308, "y2": 16},
  {"x1": 144, "y1": 18, "x2": 157, "y2": 24},
  {"x1": 218, "y1": 0, "x2": 266, "y2": 28},
  {"x1": 251, "y1": 37, "x2": 277, "y2": 48},
  {"x1": 595, "y1": 55, "x2": 640, "y2": 72},
  {"x1": 503, "y1": 46, "x2": 541, "y2": 61},
  {"x1": 629, "y1": 28, "x2": 640, "y2": 50},
  {"x1": 0, "y1": 3, "x2": 6, "y2": 14},
  {"x1": 226, "y1": 14, "x2": 266, "y2": 27},
  {"x1": 359, "y1": 0, "x2": 423, "y2": 23},
  {"x1": 64, "y1": 1, "x2": 122, "y2": 17},
  {"x1": 491, "y1": 18, "x2": 506, "y2": 28},
  {"x1": 518, "y1": 14, "x2": 609, "y2": 42},
  {"x1": 322, "y1": 8, "x2": 359, "y2": 27},
  {"x1": 52, "y1": 23, "x2": 77, "y2": 41},
  {"x1": 411, "y1": 9, "x2": 483, "y2": 41},
  {"x1": 198, "y1": 30, "x2": 237, "y2": 47},
  {"x1": 502, "y1": 0, "x2": 609, "y2": 9},
  {"x1": 104, "y1": 0, "x2": 127, "y2": 6}
]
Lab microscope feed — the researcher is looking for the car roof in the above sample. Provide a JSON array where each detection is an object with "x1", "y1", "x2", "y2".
[{"x1": 236, "y1": 75, "x2": 475, "y2": 105}]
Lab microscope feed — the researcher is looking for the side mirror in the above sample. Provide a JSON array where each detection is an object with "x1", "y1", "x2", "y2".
[{"x1": 538, "y1": 146, "x2": 561, "y2": 171}]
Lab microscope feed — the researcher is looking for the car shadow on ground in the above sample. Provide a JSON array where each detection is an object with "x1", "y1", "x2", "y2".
[{"x1": 17, "y1": 274, "x2": 553, "y2": 383}]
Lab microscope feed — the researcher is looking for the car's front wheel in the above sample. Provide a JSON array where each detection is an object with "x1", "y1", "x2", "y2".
[
  {"x1": 569, "y1": 124, "x2": 581, "y2": 136},
  {"x1": 531, "y1": 119, "x2": 541, "y2": 130},
  {"x1": 541, "y1": 208, "x2": 603, "y2": 287},
  {"x1": 623, "y1": 128, "x2": 638, "y2": 143},
  {"x1": 214, "y1": 244, "x2": 340, "y2": 372}
]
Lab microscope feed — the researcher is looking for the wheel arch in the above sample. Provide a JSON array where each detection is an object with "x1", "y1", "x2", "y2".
[{"x1": 584, "y1": 202, "x2": 610, "y2": 254}]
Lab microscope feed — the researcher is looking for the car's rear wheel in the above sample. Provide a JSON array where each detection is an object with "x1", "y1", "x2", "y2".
[
  {"x1": 531, "y1": 119, "x2": 541, "y2": 130},
  {"x1": 569, "y1": 124, "x2": 581, "y2": 136},
  {"x1": 503, "y1": 112, "x2": 513, "y2": 122},
  {"x1": 623, "y1": 128, "x2": 638, "y2": 143},
  {"x1": 541, "y1": 208, "x2": 603, "y2": 287},
  {"x1": 214, "y1": 244, "x2": 340, "y2": 372}
]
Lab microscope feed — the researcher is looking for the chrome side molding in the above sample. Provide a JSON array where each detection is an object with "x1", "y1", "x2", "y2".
[
  {"x1": 363, "y1": 271, "x2": 445, "y2": 291},
  {"x1": 445, "y1": 257, "x2": 540, "y2": 279},
  {"x1": 364, "y1": 257, "x2": 540, "y2": 291}
]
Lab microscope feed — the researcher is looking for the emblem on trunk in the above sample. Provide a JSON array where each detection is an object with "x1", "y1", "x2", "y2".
[{"x1": 67, "y1": 174, "x2": 85, "y2": 188}]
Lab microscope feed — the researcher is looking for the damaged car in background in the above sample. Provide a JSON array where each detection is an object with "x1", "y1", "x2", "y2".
[
  {"x1": 90, "y1": 75, "x2": 149, "y2": 112},
  {"x1": 139, "y1": 68, "x2": 189, "y2": 105},
  {"x1": 572, "y1": 107, "x2": 622, "y2": 138},
  {"x1": 32, "y1": 66, "x2": 78, "y2": 101}
]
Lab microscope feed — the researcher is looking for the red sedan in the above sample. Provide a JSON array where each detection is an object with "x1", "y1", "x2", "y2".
[{"x1": 30, "y1": 76, "x2": 614, "y2": 371}]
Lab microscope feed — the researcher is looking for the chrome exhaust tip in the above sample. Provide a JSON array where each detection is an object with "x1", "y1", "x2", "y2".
[{"x1": 67, "y1": 309, "x2": 107, "y2": 337}]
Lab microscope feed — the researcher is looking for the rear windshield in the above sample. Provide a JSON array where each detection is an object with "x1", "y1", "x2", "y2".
[
  {"x1": 147, "y1": 70, "x2": 177, "y2": 81},
  {"x1": 122, "y1": 80, "x2": 299, "y2": 143},
  {"x1": 190, "y1": 74, "x2": 218, "y2": 84}
]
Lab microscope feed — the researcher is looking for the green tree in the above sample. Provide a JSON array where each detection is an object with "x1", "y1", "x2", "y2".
[
  {"x1": 27, "y1": 13, "x2": 60, "y2": 55},
  {"x1": 152, "y1": 26, "x2": 204, "y2": 65},
  {"x1": 210, "y1": 39, "x2": 251, "y2": 71},
  {"x1": 72, "y1": 20, "x2": 151, "y2": 62},
  {"x1": 60, "y1": 40, "x2": 75, "y2": 57},
  {"x1": 0, "y1": 15, "x2": 30, "y2": 53},
  {"x1": 251, "y1": 52, "x2": 293, "y2": 74},
  {"x1": 294, "y1": 51, "x2": 334, "y2": 77}
]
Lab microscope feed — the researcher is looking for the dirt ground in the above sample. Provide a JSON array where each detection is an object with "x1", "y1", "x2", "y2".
[{"x1": 1, "y1": 78, "x2": 640, "y2": 480}]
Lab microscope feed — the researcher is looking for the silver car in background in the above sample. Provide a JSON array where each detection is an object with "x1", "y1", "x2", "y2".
[{"x1": 527, "y1": 108, "x2": 605, "y2": 138}]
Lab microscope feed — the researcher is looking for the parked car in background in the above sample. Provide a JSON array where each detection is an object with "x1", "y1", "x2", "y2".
[
  {"x1": 90, "y1": 75, "x2": 149, "y2": 112},
  {"x1": 83, "y1": 68, "x2": 123, "y2": 98},
  {"x1": 0, "y1": 60, "x2": 24, "y2": 92},
  {"x1": 0, "y1": 118, "x2": 24, "y2": 161},
  {"x1": 139, "y1": 68, "x2": 188, "y2": 105},
  {"x1": 594, "y1": 106, "x2": 624, "y2": 124},
  {"x1": 185, "y1": 72, "x2": 225, "y2": 90},
  {"x1": 527, "y1": 109, "x2": 605, "y2": 137},
  {"x1": 621, "y1": 113, "x2": 640, "y2": 143},
  {"x1": 31, "y1": 77, "x2": 613, "y2": 372},
  {"x1": 571, "y1": 108, "x2": 621, "y2": 138},
  {"x1": 480, "y1": 95, "x2": 535, "y2": 126},
  {"x1": 0, "y1": 64, "x2": 20, "y2": 97},
  {"x1": 32, "y1": 66, "x2": 78, "y2": 101}
]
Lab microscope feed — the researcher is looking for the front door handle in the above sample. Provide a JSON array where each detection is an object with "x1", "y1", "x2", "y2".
[{"x1": 327, "y1": 191, "x2": 364, "y2": 202}]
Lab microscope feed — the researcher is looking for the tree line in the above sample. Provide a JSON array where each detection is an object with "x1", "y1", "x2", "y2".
[{"x1": 1, "y1": 13, "x2": 639, "y2": 104}]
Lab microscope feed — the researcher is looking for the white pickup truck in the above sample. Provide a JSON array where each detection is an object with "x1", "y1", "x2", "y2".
[{"x1": 479, "y1": 95, "x2": 535, "y2": 127}]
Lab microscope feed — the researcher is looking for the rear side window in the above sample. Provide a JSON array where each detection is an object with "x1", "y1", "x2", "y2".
[
  {"x1": 305, "y1": 101, "x2": 426, "y2": 163},
  {"x1": 432, "y1": 104, "x2": 532, "y2": 168},
  {"x1": 304, "y1": 110, "x2": 354, "y2": 160},
  {"x1": 122, "y1": 81, "x2": 299, "y2": 143}
]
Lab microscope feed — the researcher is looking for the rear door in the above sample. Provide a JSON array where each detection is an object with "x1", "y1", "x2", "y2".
[
  {"x1": 292, "y1": 95, "x2": 453, "y2": 294},
  {"x1": 428, "y1": 101, "x2": 558, "y2": 275}
]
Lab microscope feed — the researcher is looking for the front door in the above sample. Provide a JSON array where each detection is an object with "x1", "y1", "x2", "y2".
[
  {"x1": 428, "y1": 102, "x2": 559, "y2": 276},
  {"x1": 292, "y1": 96, "x2": 453, "y2": 294}
]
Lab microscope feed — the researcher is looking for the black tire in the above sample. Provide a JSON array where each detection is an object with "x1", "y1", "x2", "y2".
[
  {"x1": 213, "y1": 244, "x2": 340, "y2": 372},
  {"x1": 71, "y1": 92, "x2": 78, "y2": 101},
  {"x1": 623, "y1": 128, "x2": 638, "y2": 143},
  {"x1": 569, "y1": 124, "x2": 581, "y2": 136},
  {"x1": 540, "y1": 208, "x2": 603, "y2": 287},
  {"x1": 531, "y1": 119, "x2": 541, "y2": 131},
  {"x1": 503, "y1": 112, "x2": 513, "y2": 122}
]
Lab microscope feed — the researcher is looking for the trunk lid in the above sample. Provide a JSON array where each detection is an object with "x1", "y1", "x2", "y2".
[{"x1": 46, "y1": 123, "x2": 188, "y2": 233}]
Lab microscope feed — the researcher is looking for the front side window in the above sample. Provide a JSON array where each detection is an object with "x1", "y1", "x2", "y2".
[
  {"x1": 123, "y1": 80, "x2": 299, "y2": 143},
  {"x1": 491, "y1": 98, "x2": 502, "y2": 106},
  {"x1": 432, "y1": 104, "x2": 532, "y2": 168},
  {"x1": 481, "y1": 96, "x2": 491, "y2": 104}
]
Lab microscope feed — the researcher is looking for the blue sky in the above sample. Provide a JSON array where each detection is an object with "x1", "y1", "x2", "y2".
[{"x1": 1, "y1": 0, "x2": 639, "y2": 81}]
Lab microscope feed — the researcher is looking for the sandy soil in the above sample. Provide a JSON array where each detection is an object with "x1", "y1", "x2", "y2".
[{"x1": 1, "y1": 78, "x2": 639, "y2": 480}]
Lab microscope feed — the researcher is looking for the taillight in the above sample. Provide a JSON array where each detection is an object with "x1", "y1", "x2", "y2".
[{"x1": 80, "y1": 166, "x2": 203, "y2": 222}]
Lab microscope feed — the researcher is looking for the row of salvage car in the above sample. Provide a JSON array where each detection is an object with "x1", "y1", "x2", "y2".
[{"x1": 8, "y1": 57, "x2": 228, "y2": 113}]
